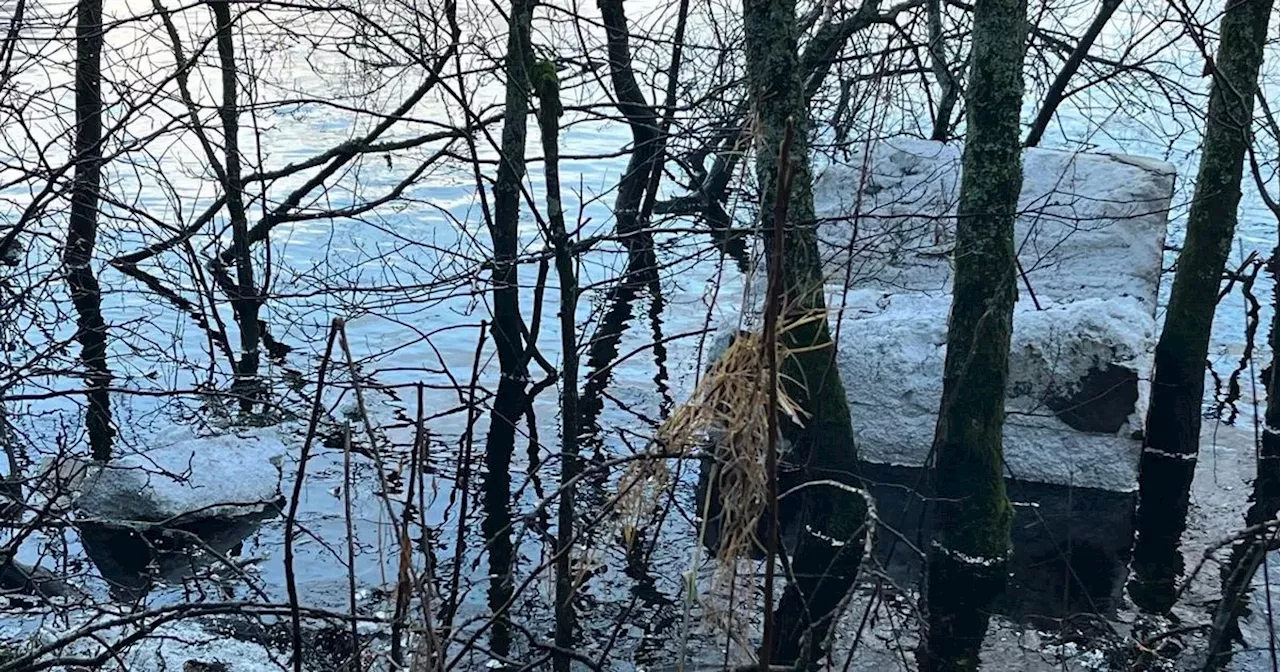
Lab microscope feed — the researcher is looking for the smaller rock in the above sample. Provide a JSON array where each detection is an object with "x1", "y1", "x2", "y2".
[
  {"x1": 0, "y1": 231, "x2": 20, "y2": 267},
  {"x1": 74, "y1": 432, "x2": 287, "y2": 524},
  {"x1": 183, "y1": 661, "x2": 228, "y2": 672},
  {"x1": 0, "y1": 557, "x2": 83, "y2": 600}
]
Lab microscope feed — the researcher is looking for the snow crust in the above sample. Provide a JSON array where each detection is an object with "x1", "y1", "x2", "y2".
[
  {"x1": 72, "y1": 428, "x2": 287, "y2": 522},
  {"x1": 810, "y1": 138, "x2": 1175, "y2": 491},
  {"x1": 1, "y1": 614, "x2": 304, "y2": 672}
]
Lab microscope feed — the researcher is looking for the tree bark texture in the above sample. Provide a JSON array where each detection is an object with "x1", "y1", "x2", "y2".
[
  {"x1": 917, "y1": 0, "x2": 1026, "y2": 668},
  {"x1": 743, "y1": 0, "x2": 868, "y2": 665},
  {"x1": 1130, "y1": 0, "x2": 1273, "y2": 615},
  {"x1": 66, "y1": 0, "x2": 113, "y2": 461}
]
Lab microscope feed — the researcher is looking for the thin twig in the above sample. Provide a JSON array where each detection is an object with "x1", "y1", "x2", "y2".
[
  {"x1": 284, "y1": 318, "x2": 341, "y2": 672},
  {"x1": 760, "y1": 117, "x2": 795, "y2": 668}
]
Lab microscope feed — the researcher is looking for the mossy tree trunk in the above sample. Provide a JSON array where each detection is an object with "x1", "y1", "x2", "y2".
[
  {"x1": 916, "y1": 0, "x2": 1026, "y2": 669},
  {"x1": 66, "y1": 0, "x2": 113, "y2": 461},
  {"x1": 1130, "y1": 0, "x2": 1273, "y2": 615},
  {"x1": 531, "y1": 59, "x2": 579, "y2": 672},
  {"x1": 743, "y1": 0, "x2": 867, "y2": 666}
]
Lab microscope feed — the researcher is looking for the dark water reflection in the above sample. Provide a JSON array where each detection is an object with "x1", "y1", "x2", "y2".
[
  {"x1": 698, "y1": 460, "x2": 1137, "y2": 624},
  {"x1": 78, "y1": 507, "x2": 280, "y2": 601},
  {"x1": 865, "y1": 462, "x2": 1136, "y2": 623}
]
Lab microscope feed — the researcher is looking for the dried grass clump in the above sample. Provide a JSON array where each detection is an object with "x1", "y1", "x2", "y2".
[{"x1": 617, "y1": 311, "x2": 825, "y2": 570}]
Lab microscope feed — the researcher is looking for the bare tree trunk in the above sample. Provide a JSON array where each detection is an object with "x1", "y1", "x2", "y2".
[
  {"x1": 597, "y1": 0, "x2": 659, "y2": 276},
  {"x1": 927, "y1": 0, "x2": 960, "y2": 141},
  {"x1": 1023, "y1": 0, "x2": 1123, "y2": 147},
  {"x1": 66, "y1": 0, "x2": 113, "y2": 461},
  {"x1": 636, "y1": 0, "x2": 691, "y2": 228},
  {"x1": 743, "y1": 0, "x2": 868, "y2": 665},
  {"x1": 489, "y1": 0, "x2": 533, "y2": 390},
  {"x1": 532, "y1": 60, "x2": 579, "y2": 672},
  {"x1": 0, "y1": 0, "x2": 27, "y2": 90},
  {"x1": 1130, "y1": 0, "x2": 1274, "y2": 615},
  {"x1": 480, "y1": 0, "x2": 534, "y2": 654},
  {"x1": 916, "y1": 0, "x2": 1026, "y2": 668},
  {"x1": 209, "y1": 1, "x2": 262, "y2": 413}
]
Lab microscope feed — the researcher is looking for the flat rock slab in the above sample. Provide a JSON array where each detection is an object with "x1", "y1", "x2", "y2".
[
  {"x1": 811, "y1": 138, "x2": 1175, "y2": 492},
  {"x1": 73, "y1": 430, "x2": 287, "y2": 523}
]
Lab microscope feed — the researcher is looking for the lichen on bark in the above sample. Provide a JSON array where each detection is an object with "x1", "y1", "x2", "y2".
[{"x1": 917, "y1": 0, "x2": 1026, "y2": 668}]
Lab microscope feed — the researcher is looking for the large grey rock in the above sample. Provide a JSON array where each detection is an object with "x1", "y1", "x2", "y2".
[{"x1": 810, "y1": 138, "x2": 1175, "y2": 492}]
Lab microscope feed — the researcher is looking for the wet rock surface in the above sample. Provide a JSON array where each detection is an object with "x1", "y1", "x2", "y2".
[
  {"x1": 0, "y1": 557, "x2": 83, "y2": 603},
  {"x1": 79, "y1": 507, "x2": 278, "y2": 600},
  {"x1": 50, "y1": 431, "x2": 289, "y2": 599},
  {"x1": 203, "y1": 615, "x2": 385, "y2": 671}
]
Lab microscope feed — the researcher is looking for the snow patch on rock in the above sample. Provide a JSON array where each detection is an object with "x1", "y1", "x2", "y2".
[
  {"x1": 798, "y1": 139, "x2": 1173, "y2": 491},
  {"x1": 73, "y1": 428, "x2": 287, "y2": 523},
  {"x1": 813, "y1": 137, "x2": 1173, "y2": 306}
]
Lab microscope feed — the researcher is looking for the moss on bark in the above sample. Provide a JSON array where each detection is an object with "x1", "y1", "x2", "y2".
[
  {"x1": 743, "y1": 0, "x2": 866, "y2": 665},
  {"x1": 1130, "y1": 0, "x2": 1273, "y2": 615},
  {"x1": 917, "y1": 0, "x2": 1026, "y2": 668}
]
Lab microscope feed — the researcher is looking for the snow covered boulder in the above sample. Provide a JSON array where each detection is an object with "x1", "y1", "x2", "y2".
[
  {"x1": 813, "y1": 138, "x2": 1175, "y2": 492},
  {"x1": 73, "y1": 432, "x2": 287, "y2": 523}
]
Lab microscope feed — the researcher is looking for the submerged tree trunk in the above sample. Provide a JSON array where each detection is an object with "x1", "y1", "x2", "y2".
[
  {"x1": 916, "y1": 0, "x2": 1026, "y2": 668},
  {"x1": 209, "y1": 1, "x2": 262, "y2": 412},
  {"x1": 597, "y1": 0, "x2": 659, "y2": 276},
  {"x1": 532, "y1": 60, "x2": 578, "y2": 672},
  {"x1": 481, "y1": 0, "x2": 533, "y2": 656},
  {"x1": 1130, "y1": 0, "x2": 1273, "y2": 615},
  {"x1": 488, "y1": 0, "x2": 532, "y2": 400},
  {"x1": 743, "y1": 0, "x2": 868, "y2": 666},
  {"x1": 66, "y1": 0, "x2": 113, "y2": 461}
]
